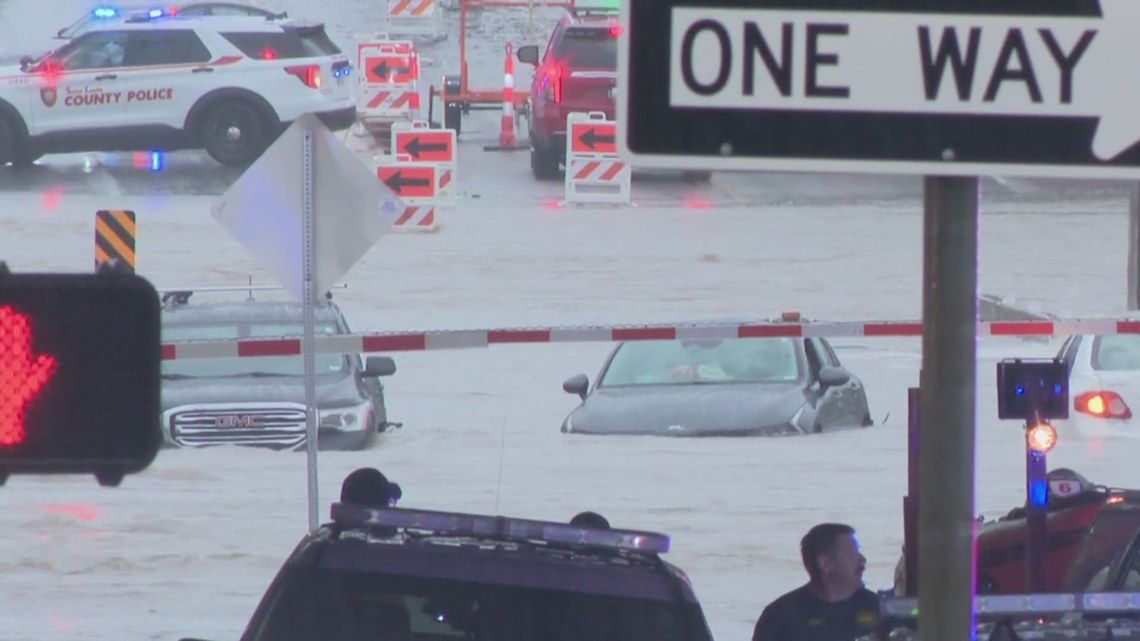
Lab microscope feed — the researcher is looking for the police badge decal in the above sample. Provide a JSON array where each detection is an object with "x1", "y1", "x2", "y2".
[{"x1": 40, "y1": 87, "x2": 57, "y2": 108}]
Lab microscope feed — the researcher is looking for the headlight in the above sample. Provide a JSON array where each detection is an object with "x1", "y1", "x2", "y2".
[{"x1": 319, "y1": 401, "x2": 372, "y2": 431}]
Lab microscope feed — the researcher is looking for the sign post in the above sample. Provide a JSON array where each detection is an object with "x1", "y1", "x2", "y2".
[
  {"x1": 301, "y1": 127, "x2": 319, "y2": 535},
  {"x1": 619, "y1": 0, "x2": 1140, "y2": 636},
  {"x1": 211, "y1": 113, "x2": 405, "y2": 532},
  {"x1": 918, "y1": 175, "x2": 978, "y2": 640}
]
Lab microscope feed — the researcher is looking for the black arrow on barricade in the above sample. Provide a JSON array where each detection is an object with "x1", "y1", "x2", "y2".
[
  {"x1": 404, "y1": 137, "x2": 449, "y2": 159},
  {"x1": 579, "y1": 128, "x2": 616, "y2": 149},
  {"x1": 371, "y1": 60, "x2": 412, "y2": 79},
  {"x1": 384, "y1": 171, "x2": 431, "y2": 193}
]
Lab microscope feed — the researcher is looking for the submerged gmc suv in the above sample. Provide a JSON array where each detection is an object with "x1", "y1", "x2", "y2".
[
  {"x1": 160, "y1": 290, "x2": 398, "y2": 451},
  {"x1": 209, "y1": 480, "x2": 715, "y2": 641}
]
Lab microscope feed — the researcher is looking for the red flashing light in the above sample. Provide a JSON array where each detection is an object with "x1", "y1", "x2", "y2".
[
  {"x1": 544, "y1": 65, "x2": 563, "y2": 103},
  {"x1": 167, "y1": 6, "x2": 177, "y2": 14},
  {"x1": 1075, "y1": 391, "x2": 1132, "y2": 419},
  {"x1": 40, "y1": 60, "x2": 64, "y2": 87},
  {"x1": 0, "y1": 306, "x2": 56, "y2": 446},
  {"x1": 260, "y1": 47, "x2": 276, "y2": 60},
  {"x1": 609, "y1": 25, "x2": 623, "y2": 37},
  {"x1": 285, "y1": 64, "x2": 321, "y2": 89},
  {"x1": 781, "y1": 311, "x2": 802, "y2": 322}
]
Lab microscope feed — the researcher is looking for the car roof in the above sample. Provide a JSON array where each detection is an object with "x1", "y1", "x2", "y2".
[
  {"x1": 564, "y1": 6, "x2": 620, "y2": 25},
  {"x1": 161, "y1": 299, "x2": 346, "y2": 326}
]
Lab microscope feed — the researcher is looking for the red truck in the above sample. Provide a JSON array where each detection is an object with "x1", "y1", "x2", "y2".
[
  {"x1": 516, "y1": 7, "x2": 710, "y2": 183},
  {"x1": 892, "y1": 469, "x2": 1140, "y2": 596}
]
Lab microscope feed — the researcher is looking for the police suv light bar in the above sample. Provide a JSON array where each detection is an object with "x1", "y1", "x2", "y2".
[
  {"x1": 330, "y1": 503, "x2": 671, "y2": 554},
  {"x1": 882, "y1": 593, "x2": 1140, "y2": 618}
]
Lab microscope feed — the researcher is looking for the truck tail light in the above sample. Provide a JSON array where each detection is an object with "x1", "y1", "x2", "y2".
[
  {"x1": 543, "y1": 65, "x2": 563, "y2": 103},
  {"x1": 285, "y1": 64, "x2": 321, "y2": 89},
  {"x1": 1074, "y1": 391, "x2": 1133, "y2": 419}
]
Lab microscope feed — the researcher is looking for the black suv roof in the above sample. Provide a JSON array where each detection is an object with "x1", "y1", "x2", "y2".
[
  {"x1": 160, "y1": 290, "x2": 348, "y2": 328},
  {"x1": 320, "y1": 503, "x2": 691, "y2": 599},
  {"x1": 238, "y1": 502, "x2": 713, "y2": 641}
]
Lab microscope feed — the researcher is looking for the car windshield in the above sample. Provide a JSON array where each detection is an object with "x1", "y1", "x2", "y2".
[
  {"x1": 1092, "y1": 335, "x2": 1140, "y2": 371},
  {"x1": 161, "y1": 322, "x2": 348, "y2": 378},
  {"x1": 598, "y1": 338, "x2": 801, "y2": 387},
  {"x1": 552, "y1": 26, "x2": 617, "y2": 68},
  {"x1": 245, "y1": 564, "x2": 711, "y2": 641}
]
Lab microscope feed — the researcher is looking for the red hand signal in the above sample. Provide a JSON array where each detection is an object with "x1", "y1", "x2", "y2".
[{"x1": 0, "y1": 306, "x2": 56, "y2": 446}]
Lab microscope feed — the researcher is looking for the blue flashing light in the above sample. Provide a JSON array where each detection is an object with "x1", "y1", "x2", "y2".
[
  {"x1": 93, "y1": 7, "x2": 118, "y2": 18},
  {"x1": 333, "y1": 66, "x2": 351, "y2": 79},
  {"x1": 147, "y1": 8, "x2": 163, "y2": 17},
  {"x1": 149, "y1": 151, "x2": 163, "y2": 172},
  {"x1": 1054, "y1": 383, "x2": 1064, "y2": 396},
  {"x1": 1016, "y1": 385, "x2": 1026, "y2": 396},
  {"x1": 1029, "y1": 478, "x2": 1049, "y2": 508}
]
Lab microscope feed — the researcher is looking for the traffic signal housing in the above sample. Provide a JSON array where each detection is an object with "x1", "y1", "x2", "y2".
[
  {"x1": 0, "y1": 266, "x2": 161, "y2": 486},
  {"x1": 997, "y1": 358, "x2": 1069, "y2": 421}
]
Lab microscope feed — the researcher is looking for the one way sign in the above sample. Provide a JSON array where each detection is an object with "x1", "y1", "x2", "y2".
[{"x1": 618, "y1": 0, "x2": 1140, "y2": 179}]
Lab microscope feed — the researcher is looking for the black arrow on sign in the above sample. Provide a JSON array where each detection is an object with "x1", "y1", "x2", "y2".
[
  {"x1": 371, "y1": 60, "x2": 411, "y2": 79},
  {"x1": 384, "y1": 171, "x2": 431, "y2": 193},
  {"x1": 579, "y1": 128, "x2": 616, "y2": 149},
  {"x1": 404, "y1": 137, "x2": 449, "y2": 159}
]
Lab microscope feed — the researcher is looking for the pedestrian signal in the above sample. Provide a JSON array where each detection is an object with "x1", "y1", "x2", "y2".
[{"x1": 0, "y1": 265, "x2": 161, "y2": 486}]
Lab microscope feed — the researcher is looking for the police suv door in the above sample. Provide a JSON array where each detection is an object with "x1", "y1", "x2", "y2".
[
  {"x1": 30, "y1": 31, "x2": 130, "y2": 134},
  {"x1": 119, "y1": 28, "x2": 210, "y2": 129}
]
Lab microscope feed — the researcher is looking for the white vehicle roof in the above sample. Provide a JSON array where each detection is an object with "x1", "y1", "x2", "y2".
[{"x1": 83, "y1": 14, "x2": 315, "y2": 33}]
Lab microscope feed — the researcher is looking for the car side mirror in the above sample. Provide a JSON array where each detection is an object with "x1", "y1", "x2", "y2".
[
  {"x1": 563, "y1": 373, "x2": 589, "y2": 400},
  {"x1": 818, "y1": 366, "x2": 850, "y2": 388},
  {"x1": 516, "y1": 44, "x2": 539, "y2": 66},
  {"x1": 363, "y1": 356, "x2": 396, "y2": 377},
  {"x1": 56, "y1": 27, "x2": 67, "y2": 37},
  {"x1": 19, "y1": 55, "x2": 34, "y2": 71}
]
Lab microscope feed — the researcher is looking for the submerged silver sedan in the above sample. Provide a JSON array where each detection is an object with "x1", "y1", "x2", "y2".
[{"x1": 560, "y1": 336, "x2": 874, "y2": 436}]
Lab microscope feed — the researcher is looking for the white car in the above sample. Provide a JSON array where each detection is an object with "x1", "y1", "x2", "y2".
[
  {"x1": 0, "y1": 13, "x2": 354, "y2": 167},
  {"x1": 1053, "y1": 333, "x2": 1140, "y2": 441}
]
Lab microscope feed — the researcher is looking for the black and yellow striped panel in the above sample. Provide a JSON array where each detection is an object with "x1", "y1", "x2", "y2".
[{"x1": 94, "y1": 210, "x2": 136, "y2": 272}]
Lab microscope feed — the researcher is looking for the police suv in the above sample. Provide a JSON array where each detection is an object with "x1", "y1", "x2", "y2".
[
  {"x1": 211, "y1": 494, "x2": 716, "y2": 641},
  {"x1": 0, "y1": 13, "x2": 354, "y2": 167}
]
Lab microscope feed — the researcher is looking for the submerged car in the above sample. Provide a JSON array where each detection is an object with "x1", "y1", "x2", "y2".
[
  {"x1": 197, "y1": 473, "x2": 715, "y2": 641},
  {"x1": 892, "y1": 468, "x2": 1140, "y2": 596},
  {"x1": 160, "y1": 290, "x2": 398, "y2": 451},
  {"x1": 560, "y1": 333, "x2": 873, "y2": 436}
]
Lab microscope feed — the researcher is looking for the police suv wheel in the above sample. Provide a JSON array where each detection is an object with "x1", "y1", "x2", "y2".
[
  {"x1": 0, "y1": 117, "x2": 13, "y2": 166},
  {"x1": 199, "y1": 101, "x2": 269, "y2": 167}
]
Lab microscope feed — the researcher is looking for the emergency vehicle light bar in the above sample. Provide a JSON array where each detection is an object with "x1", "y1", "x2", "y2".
[
  {"x1": 882, "y1": 593, "x2": 1140, "y2": 618},
  {"x1": 330, "y1": 503, "x2": 671, "y2": 554}
]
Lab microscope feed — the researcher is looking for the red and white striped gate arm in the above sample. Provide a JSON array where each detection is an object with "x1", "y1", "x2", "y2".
[{"x1": 159, "y1": 318, "x2": 1140, "y2": 360}]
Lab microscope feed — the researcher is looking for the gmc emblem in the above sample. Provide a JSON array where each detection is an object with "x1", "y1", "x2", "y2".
[{"x1": 215, "y1": 415, "x2": 260, "y2": 428}]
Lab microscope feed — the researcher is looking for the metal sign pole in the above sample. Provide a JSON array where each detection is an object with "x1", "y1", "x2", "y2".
[
  {"x1": 917, "y1": 175, "x2": 979, "y2": 641},
  {"x1": 302, "y1": 128, "x2": 320, "y2": 534}
]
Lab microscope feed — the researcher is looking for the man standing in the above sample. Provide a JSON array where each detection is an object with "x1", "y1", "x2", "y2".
[{"x1": 752, "y1": 523, "x2": 880, "y2": 641}]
